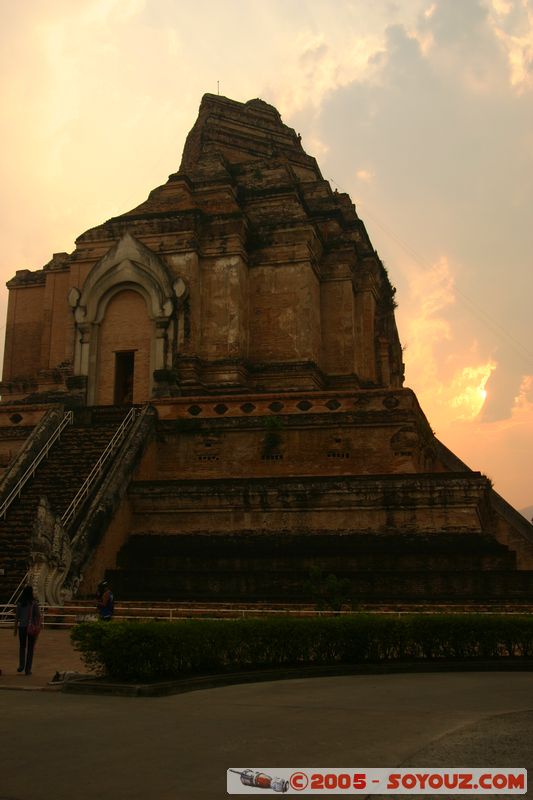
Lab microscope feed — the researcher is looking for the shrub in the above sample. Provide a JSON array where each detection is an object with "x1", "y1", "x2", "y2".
[
  {"x1": 306, "y1": 566, "x2": 352, "y2": 611},
  {"x1": 70, "y1": 614, "x2": 533, "y2": 682}
]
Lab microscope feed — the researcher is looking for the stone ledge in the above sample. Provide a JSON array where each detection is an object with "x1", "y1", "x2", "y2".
[{"x1": 61, "y1": 659, "x2": 533, "y2": 697}]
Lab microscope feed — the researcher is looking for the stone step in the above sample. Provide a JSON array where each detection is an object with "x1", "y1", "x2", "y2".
[
  {"x1": 119, "y1": 530, "x2": 513, "y2": 553},
  {"x1": 115, "y1": 532, "x2": 517, "y2": 572},
  {"x1": 106, "y1": 567, "x2": 533, "y2": 603}
]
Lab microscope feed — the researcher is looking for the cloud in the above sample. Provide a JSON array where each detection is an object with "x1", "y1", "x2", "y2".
[
  {"x1": 441, "y1": 372, "x2": 533, "y2": 507},
  {"x1": 356, "y1": 168, "x2": 375, "y2": 183},
  {"x1": 306, "y1": 0, "x2": 532, "y2": 432},
  {"x1": 480, "y1": 359, "x2": 525, "y2": 421},
  {"x1": 299, "y1": 40, "x2": 329, "y2": 66},
  {"x1": 448, "y1": 363, "x2": 496, "y2": 420},
  {"x1": 514, "y1": 373, "x2": 533, "y2": 411},
  {"x1": 275, "y1": 27, "x2": 383, "y2": 116},
  {"x1": 397, "y1": 256, "x2": 496, "y2": 428},
  {"x1": 489, "y1": 1, "x2": 533, "y2": 91}
]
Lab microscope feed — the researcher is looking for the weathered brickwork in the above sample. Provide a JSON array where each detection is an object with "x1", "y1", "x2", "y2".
[
  {"x1": 95, "y1": 290, "x2": 152, "y2": 405},
  {"x1": 2, "y1": 284, "x2": 45, "y2": 386},
  {"x1": 1, "y1": 94, "x2": 403, "y2": 402},
  {"x1": 200, "y1": 256, "x2": 248, "y2": 361},
  {"x1": 320, "y1": 279, "x2": 356, "y2": 376},
  {"x1": 1, "y1": 94, "x2": 532, "y2": 604}
]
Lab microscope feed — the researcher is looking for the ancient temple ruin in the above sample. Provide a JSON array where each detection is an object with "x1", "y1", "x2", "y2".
[{"x1": 1, "y1": 94, "x2": 532, "y2": 606}]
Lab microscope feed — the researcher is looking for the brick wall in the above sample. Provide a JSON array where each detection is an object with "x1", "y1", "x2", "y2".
[
  {"x1": 155, "y1": 424, "x2": 418, "y2": 481},
  {"x1": 2, "y1": 285, "x2": 45, "y2": 381},
  {"x1": 249, "y1": 263, "x2": 321, "y2": 364},
  {"x1": 40, "y1": 271, "x2": 71, "y2": 370},
  {"x1": 95, "y1": 290, "x2": 152, "y2": 404},
  {"x1": 320, "y1": 279, "x2": 356, "y2": 375},
  {"x1": 199, "y1": 255, "x2": 248, "y2": 359},
  {"x1": 81, "y1": 497, "x2": 133, "y2": 594}
]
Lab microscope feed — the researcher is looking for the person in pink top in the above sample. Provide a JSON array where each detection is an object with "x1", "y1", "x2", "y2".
[{"x1": 13, "y1": 585, "x2": 41, "y2": 675}]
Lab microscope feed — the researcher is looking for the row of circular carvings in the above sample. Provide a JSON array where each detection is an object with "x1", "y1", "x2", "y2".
[{"x1": 186, "y1": 395, "x2": 401, "y2": 417}]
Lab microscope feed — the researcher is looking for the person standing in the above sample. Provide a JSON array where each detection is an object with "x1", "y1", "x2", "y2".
[
  {"x1": 13, "y1": 586, "x2": 41, "y2": 675},
  {"x1": 96, "y1": 580, "x2": 114, "y2": 621}
]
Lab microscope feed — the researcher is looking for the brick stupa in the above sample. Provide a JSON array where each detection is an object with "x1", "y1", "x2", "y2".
[{"x1": 1, "y1": 94, "x2": 532, "y2": 606}]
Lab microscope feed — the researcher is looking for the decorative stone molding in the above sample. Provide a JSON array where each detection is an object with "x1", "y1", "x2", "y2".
[
  {"x1": 75, "y1": 232, "x2": 175, "y2": 321},
  {"x1": 390, "y1": 426, "x2": 419, "y2": 458},
  {"x1": 29, "y1": 497, "x2": 75, "y2": 605},
  {"x1": 71, "y1": 232, "x2": 180, "y2": 404},
  {"x1": 152, "y1": 368, "x2": 181, "y2": 398}
]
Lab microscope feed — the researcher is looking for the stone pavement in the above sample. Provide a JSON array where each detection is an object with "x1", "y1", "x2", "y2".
[
  {"x1": 0, "y1": 627, "x2": 90, "y2": 689},
  {"x1": 0, "y1": 629, "x2": 532, "y2": 800}
]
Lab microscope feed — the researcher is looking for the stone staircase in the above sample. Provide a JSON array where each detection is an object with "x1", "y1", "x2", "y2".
[{"x1": 0, "y1": 407, "x2": 130, "y2": 602}]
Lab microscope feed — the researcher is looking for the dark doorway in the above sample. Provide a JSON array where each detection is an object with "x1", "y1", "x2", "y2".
[{"x1": 114, "y1": 351, "x2": 135, "y2": 405}]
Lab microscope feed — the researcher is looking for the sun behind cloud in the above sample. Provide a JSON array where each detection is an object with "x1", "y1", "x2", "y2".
[
  {"x1": 356, "y1": 168, "x2": 375, "y2": 183},
  {"x1": 449, "y1": 362, "x2": 497, "y2": 420},
  {"x1": 399, "y1": 256, "x2": 496, "y2": 427}
]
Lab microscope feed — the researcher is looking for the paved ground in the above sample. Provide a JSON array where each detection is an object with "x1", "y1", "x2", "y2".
[
  {"x1": 0, "y1": 626, "x2": 89, "y2": 689},
  {"x1": 0, "y1": 629, "x2": 531, "y2": 800}
]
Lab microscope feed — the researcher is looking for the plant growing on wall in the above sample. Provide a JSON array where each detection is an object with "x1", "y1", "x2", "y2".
[
  {"x1": 262, "y1": 415, "x2": 285, "y2": 456},
  {"x1": 307, "y1": 566, "x2": 352, "y2": 612}
]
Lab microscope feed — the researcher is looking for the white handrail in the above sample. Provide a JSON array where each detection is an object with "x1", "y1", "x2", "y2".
[
  {"x1": 1, "y1": 602, "x2": 528, "y2": 629},
  {"x1": 0, "y1": 411, "x2": 73, "y2": 519},
  {"x1": 61, "y1": 406, "x2": 144, "y2": 530},
  {"x1": 0, "y1": 570, "x2": 30, "y2": 622}
]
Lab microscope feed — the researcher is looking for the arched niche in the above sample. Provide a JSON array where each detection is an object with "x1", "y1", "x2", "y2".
[{"x1": 72, "y1": 232, "x2": 176, "y2": 405}]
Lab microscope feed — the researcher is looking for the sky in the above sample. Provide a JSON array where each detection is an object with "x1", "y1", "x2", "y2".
[{"x1": 0, "y1": 0, "x2": 532, "y2": 512}]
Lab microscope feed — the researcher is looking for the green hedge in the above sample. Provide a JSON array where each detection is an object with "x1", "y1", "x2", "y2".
[{"x1": 70, "y1": 614, "x2": 533, "y2": 682}]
